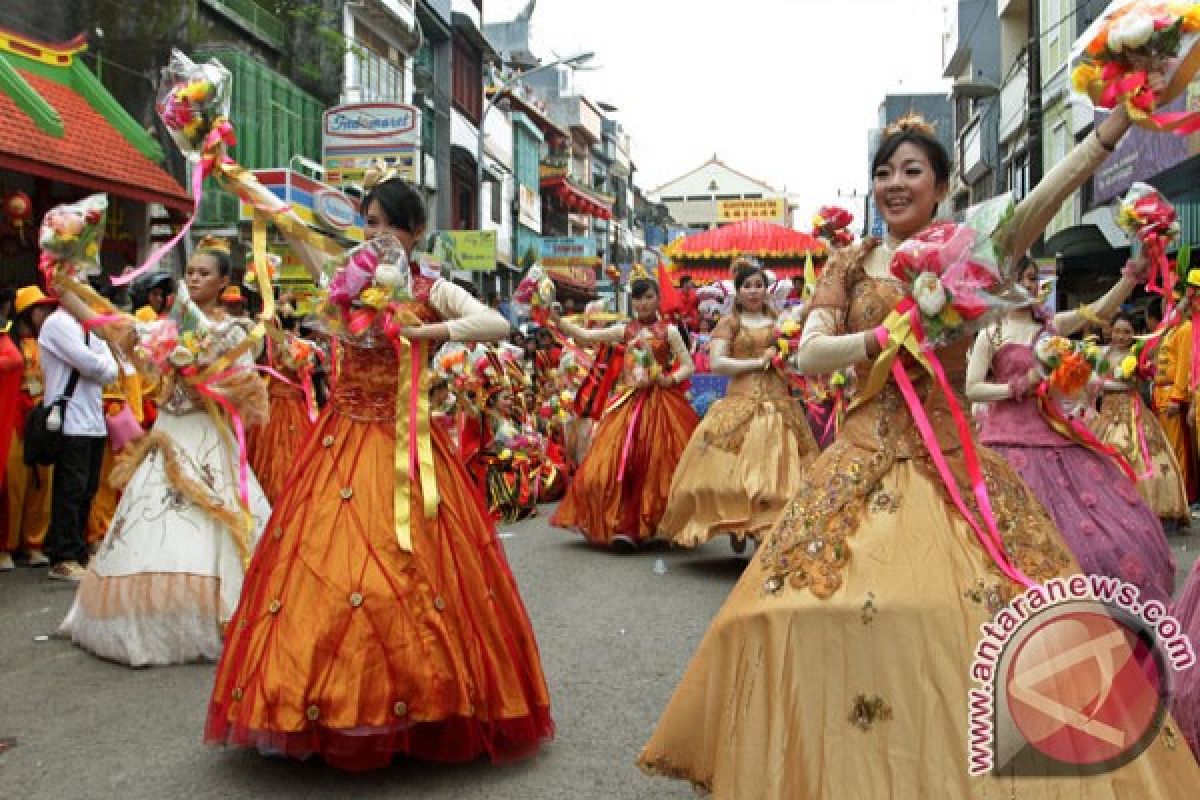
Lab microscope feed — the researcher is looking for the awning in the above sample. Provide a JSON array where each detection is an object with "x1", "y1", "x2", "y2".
[
  {"x1": 545, "y1": 265, "x2": 596, "y2": 293},
  {"x1": 0, "y1": 31, "x2": 190, "y2": 212},
  {"x1": 540, "y1": 174, "x2": 612, "y2": 220},
  {"x1": 665, "y1": 220, "x2": 825, "y2": 260}
]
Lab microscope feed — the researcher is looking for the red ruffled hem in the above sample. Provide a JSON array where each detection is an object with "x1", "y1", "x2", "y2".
[{"x1": 204, "y1": 704, "x2": 554, "y2": 771}]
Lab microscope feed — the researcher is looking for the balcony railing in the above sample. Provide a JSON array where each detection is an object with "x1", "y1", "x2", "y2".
[{"x1": 202, "y1": 0, "x2": 285, "y2": 50}]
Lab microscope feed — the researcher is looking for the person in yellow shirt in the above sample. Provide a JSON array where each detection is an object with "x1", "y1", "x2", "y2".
[
  {"x1": 2, "y1": 286, "x2": 56, "y2": 569},
  {"x1": 1164, "y1": 290, "x2": 1197, "y2": 503}
]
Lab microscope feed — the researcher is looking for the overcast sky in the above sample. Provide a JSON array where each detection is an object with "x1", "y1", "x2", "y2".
[{"x1": 486, "y1": 0, "x2": 953, "y2": 226}]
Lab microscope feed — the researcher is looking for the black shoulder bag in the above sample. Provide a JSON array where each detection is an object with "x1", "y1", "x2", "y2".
[{"x1": 23, "y1": 364, "x2": 82, "y2": 467}]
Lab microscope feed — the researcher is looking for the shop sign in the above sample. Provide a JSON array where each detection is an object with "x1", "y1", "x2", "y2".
[
  {"x1": 322, "y1": 103, "x2": 421, "y2": 185},
  {"x1": 433, "y1": 230, "x2": 497, "y2": 271},
  {"x1": 539, "y1": 236, "x2": 599, "y2": 266},
  {"x1": 716, "y1": 198, "x2": 785, "y2": 223}
]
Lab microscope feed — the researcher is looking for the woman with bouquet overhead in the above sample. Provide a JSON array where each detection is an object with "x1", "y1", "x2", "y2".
[
  {"x1": 548, "y1": 267, "x2": 698, "y2": 551},
  {"x1": 206, "y1": 168, "x2": 553, "y2": 770},
  {"x1": 639, "y1": 102, "x2": 1199, "y2": 797},
  {"x1": 660, "y1": 257, "x2": 818, "y2": 552},
  {"x1": 968, "y1": 258, "x2": 1176, "y2": 605},
  {"x1": 1091, "y1": 313, "x2": 1190, "y2": 522},
  {"x1": 60, "y1": 235, "x2": 273, "y2": 667}
]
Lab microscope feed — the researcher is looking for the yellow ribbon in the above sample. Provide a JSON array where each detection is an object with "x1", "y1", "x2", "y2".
[
  {"x1": 391, "y1": 337, "x2": 439, "y2": 553},
  {"x1": 849, "y1": 309, "x2": 929, "y2": 412}
]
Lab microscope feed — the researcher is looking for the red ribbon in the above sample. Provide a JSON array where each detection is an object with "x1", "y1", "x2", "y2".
[{"x1": 1035, "y1": 383, "x2": 1139, "y2": 482}]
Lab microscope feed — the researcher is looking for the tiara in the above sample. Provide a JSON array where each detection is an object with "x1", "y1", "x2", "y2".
[
  {"x1": 730, "y1": 255, "x2": 761, "y2": 276},
  {"x1": 362, "y1": 159, "x2": 404, "y2": 191},
  {"x1": 196, "y1": 235, "x2": 231, "y2": 255},
  {"x1": 883, "y1": 113, "x2": 937, "y2": 139},
  {"x1": 629, "y1": 262, "x2": 653, "y2": 282}
]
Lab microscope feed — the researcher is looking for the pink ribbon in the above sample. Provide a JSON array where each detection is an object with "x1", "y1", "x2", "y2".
[
  {"x1": 1132, "y1": 393, "x2": 1156, "y2": 482},
  {"x1": 189, "y1": 364, "x2": 254, "y2": 508},
  {"x1": 81, "y1": 313, "x2": 128, "y2": 333},
  {"x1": 875, "y1": 316, "x2": 1036, "y2": 590},
  {"x1": 111, "y1": 121, "x2": 236, "y2": 287},
  {"x1": 616, "y1": 390, "x2": 649, "y2": 483}
]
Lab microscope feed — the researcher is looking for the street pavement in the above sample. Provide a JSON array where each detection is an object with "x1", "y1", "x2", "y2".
[{"x1": 2, "y1": 510, "x2": 1197, "y2": 799}]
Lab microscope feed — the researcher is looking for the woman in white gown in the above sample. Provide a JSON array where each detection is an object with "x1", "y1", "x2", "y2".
[{"x1": 59, "y1": 238, "x2": 271, "y2": 667}]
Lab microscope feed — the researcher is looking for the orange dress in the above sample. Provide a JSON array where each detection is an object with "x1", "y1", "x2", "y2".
[
  {"x1": 551, "y1": 320, "x2": 698, "y2": 545},
  {"x1": 246, "y1": 336, "x2": 317, "y2": 504},
  {"x1": 206, "y1": 278, "x2": 552, "y2": 770}
]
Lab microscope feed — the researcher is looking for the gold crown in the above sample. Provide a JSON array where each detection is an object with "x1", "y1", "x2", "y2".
[
  {"x1": 883, "y1": 112, "x2": 937, "y2": 139},
  {"x1": 730, "y1": 255, "x2": 761, "y2": 278},
  {"x1": 196, "y1": 235, "x2": 231, "y2": 256},
  {"x1": 362, "y1": 159, "x2": 404, "y2": 191},
  {"x1": 629, "y1": 262, "x2": 653, "y2": 282}
]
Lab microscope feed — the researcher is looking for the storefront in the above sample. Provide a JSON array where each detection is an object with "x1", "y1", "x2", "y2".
[{"x1": 0, "y1": 28, "x2": 191, "y2": 289}]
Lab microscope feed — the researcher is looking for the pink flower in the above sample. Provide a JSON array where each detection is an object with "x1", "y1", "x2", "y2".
[{"x1": 138, "y1": 319, "x2": 180, "y2": 367}]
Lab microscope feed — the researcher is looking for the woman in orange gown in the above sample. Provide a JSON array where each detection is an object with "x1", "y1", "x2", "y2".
[
  {"x1": 245, "y1": 326, "x2": 319, "y2": 504},
  {"x1": 549, "y1": 278, "x2": 698, "y2": 550},
  {"x1": 206, "y1": 174, "x2": 553, "y2": 770}
]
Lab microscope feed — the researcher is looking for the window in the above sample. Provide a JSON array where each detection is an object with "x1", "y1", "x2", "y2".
[
  {"x1": 355, "y1": 27, "x2": 405, "y2": 103},
  {"x1": 452, "y1": 34, "x2": 483, "y2": 123},
  {"x1": 491, "y1": 179, "x2": 503, "y2": 225}
]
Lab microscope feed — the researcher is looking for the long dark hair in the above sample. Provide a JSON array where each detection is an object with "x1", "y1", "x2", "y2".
[
  {"x1": 630, "y1": 278, "x2": 659, "y2": 301},
  {"x1": 364, "y1": 178, "x2": 427, "y2": 234}
]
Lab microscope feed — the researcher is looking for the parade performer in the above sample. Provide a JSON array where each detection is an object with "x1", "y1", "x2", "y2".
[
  {"x1": 549, "y1": 273, "x2": 698, "y2": 550},
  {"x1": 2, "y1": 286, "x2": 56, "y2": 569},
  {"x1": 0, "y1": 308, "x2": 24, "y2": 572},
  {"x1": 638, "y1": 105, "x2": 1200, "y2": 797},
  {"x1": 244, "y1": 325, "x2": 319, "y2": 504},
  {"x1": 1092, "y1": 314, "x2": 1189, "y2": 521},
  {"x1": 660, "y1": 257, "x2": 818, "y2": 551},
  {"x1": 206, "y1": 169, "x2": 553, "y2": 770},
  {"x1": 968, "y1": 258, "x2": 1176, "y2": 606},
  {"x1": 1154, "y1": 294, "x2": 1196, "y2": 499},
  {"x1": 83, "y1": 357, "x2": 150, "y2": 551},
  {"x1": 60, "y1": 237, "x2": 272, "y2": 666}
]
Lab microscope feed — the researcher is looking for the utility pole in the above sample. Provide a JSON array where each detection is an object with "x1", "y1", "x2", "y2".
[{"x1": 1027, "y1": 0, "x2": 1044, "y2": 257}]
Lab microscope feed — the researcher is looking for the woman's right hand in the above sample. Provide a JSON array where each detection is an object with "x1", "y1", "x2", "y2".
[{"x1": 761, "y1": 345, "x2": 780, "y2": 368}]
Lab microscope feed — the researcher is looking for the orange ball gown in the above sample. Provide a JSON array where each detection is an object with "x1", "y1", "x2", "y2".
[
  {"x1": 206, "y1": 274, "x2": 553, "y2": 770},
  {"x1": 245, "y1": 333, "x2": 318, "y2": 504},
  {"x1": 551, "y1": 319, "x2": 698, "y2": 546}
]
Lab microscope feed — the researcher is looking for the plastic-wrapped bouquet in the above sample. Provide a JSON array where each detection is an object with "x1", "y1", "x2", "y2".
[
  {"x1": 1071, "y1": 0, "x2": 1200, "y2": 133},
  {"x1": 1116, "y1": 182, "x2": 1180, "y2": 292},
  {"x1": 38, "y1": 194, "x2": 107, "y2": 279},
  {"x1": 812, "y1": 205, "x2": 855, "y2": 248},
  {"x1": 513, "y1": 264, "x2": 556, "y2": 323},
  {"x1": 1035, "y1": 334, "x2": 1109, "y2": 416},
  {"x1": 627, "y1": 327, "x2": 662, "y2": 385},
  {"x1": 157, "y1": 50, "x2": 233, "y2": 158},
  {"x1": 322, "y1": 235, "x2": 415, "y2": 335}
]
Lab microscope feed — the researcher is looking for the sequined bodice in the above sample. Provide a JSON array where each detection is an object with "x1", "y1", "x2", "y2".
[
  {"x1": 330, "y1": 296, "x2": 440, "y2": 422},
  {"x1": 727, "y1": 321, "x2": 791, "y2": 399},
  {"x1": 978, "y1": 342, "x2": 1063, "y2": 446}
]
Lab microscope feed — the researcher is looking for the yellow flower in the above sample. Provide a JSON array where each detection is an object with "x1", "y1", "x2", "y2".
[
  {"x1": 181, "y1": 331, "x2": 199, "y2": 352},
  {"x1": 938, "y1": 305, "x2": 963, "y2": 327},
  {"x1": 811, "y1": 214, "x2": 826, "y2": 229},
  {"x1": 360, "y1": 287, "x2": 390, "y2": 309},
  {"x1": 498, "y1": 448, "x2": 513, "y2": 461},
  {"x1": 1084, "y1": 343, "x2": 1101, "y2": 360},
  {"x1": 831, "y1": 371, "x2": 846, "y2": 387},
  {"x1": 1119, "y1": 354, "x2": 1138, "y2": 378},
  {"x1": 1071, "y1": 64, "x2": 1101, "y2": 94},
  {"x1": 1170, "y1": 3, "x2": 1200, "y2": 32},
  {"x1": 84, "y1": 242, "x2": 99, "y2": 260}
]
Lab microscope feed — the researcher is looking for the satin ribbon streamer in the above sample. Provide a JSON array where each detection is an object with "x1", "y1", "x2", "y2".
[{"x1": 854, "y1": 300, "x2": 1036, "y2": 590}]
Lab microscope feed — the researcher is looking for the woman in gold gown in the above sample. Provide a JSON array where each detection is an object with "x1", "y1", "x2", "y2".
[
  {"x1": 661, "y1": 259, "x2": 818, "y2": 550},
  {"x1": 638, "y1": 106, "x2": 1199, "y2": 797},
  {"x1": 1092, "y1": 314, "x2": 1189, "y2": 522}
]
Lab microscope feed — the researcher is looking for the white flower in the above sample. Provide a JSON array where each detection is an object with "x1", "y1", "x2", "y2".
[
  {"x1": 168, "y1": 345, "x2": 195, "y2": 367},
  {"x1": 913, "y1": 271, "x2": 948, "y2": 316},
  {"x1": 374, "y1": 262, "x2": 408, "y2": 290},
  {"x1": 1034, "y1": 335, "x2": 1058, "y2": 366},
  {"x1": 1110, "y1": 12, "x2": 1155, "y2": 52}
]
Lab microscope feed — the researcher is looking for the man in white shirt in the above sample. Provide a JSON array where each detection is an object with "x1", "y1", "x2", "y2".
[{"x1": 38, "y1": 305, "x2": 118, "y2": 582}]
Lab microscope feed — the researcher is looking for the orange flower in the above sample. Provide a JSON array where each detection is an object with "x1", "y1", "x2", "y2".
[
  {"x1": 1087, "y1": 27, "x2": 1110, "y2": 56},
  {"x1": 1049, "y1": 351, "x2": 1092, "y2": 396}
]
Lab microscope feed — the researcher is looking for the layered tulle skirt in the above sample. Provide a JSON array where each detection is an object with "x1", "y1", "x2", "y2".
[
  {"x1": 61, "y1": 410, "x2": 270, "y2": 666},
  {"x1": 661, "y1": 390, "x2": 818, "y2": 547},
  {"x1": 205, "y1": 405, "x2": 553, "y2": 770},
  {"x1": 639, "y1": 434, "x2": 1200, "y2": 797},
  {"x1": 551, "y1": 385, "x2": 698, "y2": 546},
  {"x1": 1170, "y1": 559, "x2": 1200, "y2": 759},
  {"x1": 1092, "y1": 391, "x2": 1189, "y2": 520}
]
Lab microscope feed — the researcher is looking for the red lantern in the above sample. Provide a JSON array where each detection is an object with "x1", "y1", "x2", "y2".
[{"x1": 3, "y1": 190, "x2": 33, "y2": 243}]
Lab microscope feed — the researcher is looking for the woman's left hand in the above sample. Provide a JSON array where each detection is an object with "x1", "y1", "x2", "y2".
[
  {"x1": 655, "y1": 374, "x2": 676, "y2": 388},
  {"x1": 399, "y1": 324, "x2": 445, "y2": 342}
]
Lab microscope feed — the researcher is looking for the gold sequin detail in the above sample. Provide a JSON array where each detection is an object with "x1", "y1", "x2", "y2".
[
  {"x1": 349, "y1": 592, "x2": 364, "y2": 608},
  {"x1": 340, "y1": 487, "x2": 354, "y2": 500},
  {"x1": 268, "y1": 599, "x2": 282, "y2": 614},
  {"x1": 861, "y1": 592, "x2": 877, "y2": 626},
  {"x1": 322, "y1": 434, "x2": 335, "y2": 447},
  {"x1": 393, "y1": 701, "x2": 408, "y2": 717},
  {"x1": 306, "y1": 705, "x2": 320, "y2": 721}
]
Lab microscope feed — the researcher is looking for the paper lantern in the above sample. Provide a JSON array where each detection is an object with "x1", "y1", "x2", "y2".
[{"x1": 3, "y1": 190, "x2": 33, "y2": 243}]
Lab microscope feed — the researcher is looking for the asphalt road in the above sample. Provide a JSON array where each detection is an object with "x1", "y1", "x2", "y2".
[{"x1": 2, "y1": 512, "x2": 1197, "y2": 799}]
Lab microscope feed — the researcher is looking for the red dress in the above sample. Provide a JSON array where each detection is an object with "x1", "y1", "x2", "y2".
[
  {"x1": 551, "y1": 320, "x2": 699, "y2": 545},
  {"x1": 206, "y1": 276, "x2": 553, "y2": 770}
]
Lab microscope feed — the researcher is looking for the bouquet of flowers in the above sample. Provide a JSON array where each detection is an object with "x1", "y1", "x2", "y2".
[
  {"x1": 1113, "y1": 339, "x2": 1156, "y2": 381},
  {"x1": 1116, "y1": 182, "x2": 1180, "y2": 291},
  {"x1": 243, "y1": 252, "x2": 280, "y2": 290},
  {"x1": 38, "y1": 194, "x2": 107, "y2": 279},
  {"x1": 1035, "y1": 334, "x2": 1109, "y2": 416},
  {"x1": 889, "y1": 229, "x2": 1001, "y2": 346},
  {"x1": 771, "y1": 307, "x2": 804, "y2": 370},
  {"x1": 513, "y1": 264, "x2": 556, "y2": 323},
  {"x1": 157, "y1": 50, "x2": 233, "y2": 159},
  {"x1": 812, "y1": 205, "x2": 855, "y2": 247},
  {"x1": 628, "y1": 327, "x2": 662, "y2": 385},
  {"x1": 1070, "y1": 0, "x2": 1200, "y2": 132},
  {"x1": 322, "y1": 235, "x2": 414, "y2": 335},
  {"x1": 132, "y1": 316, "x2": 221, "y2": 374}
]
